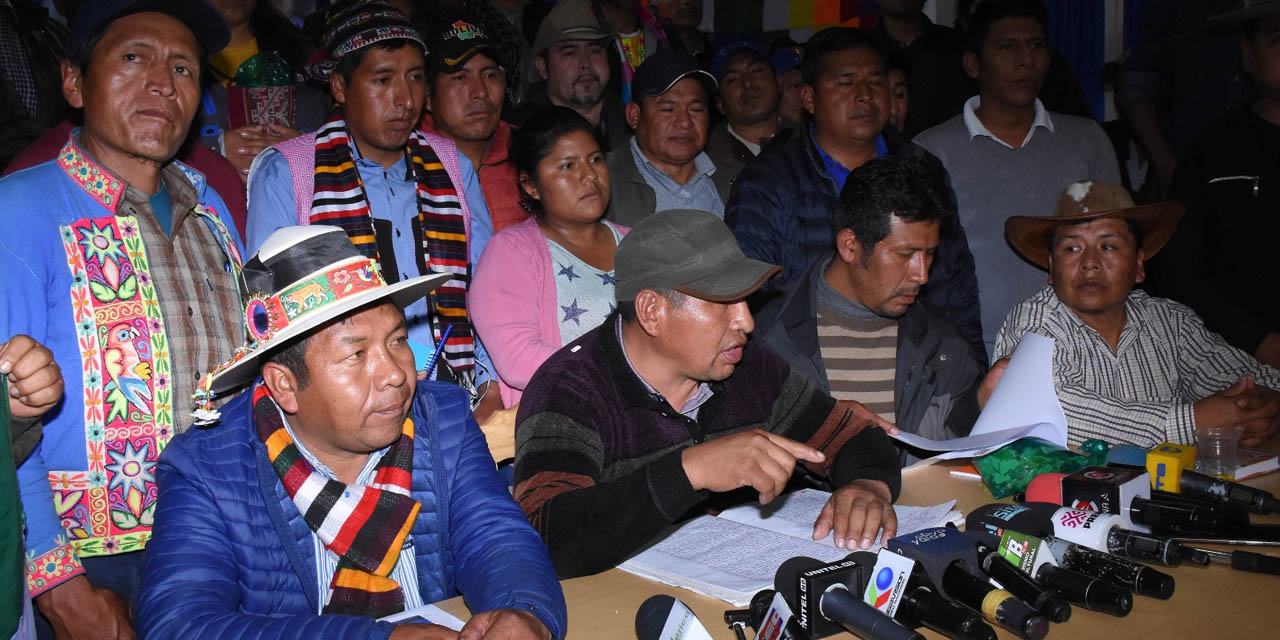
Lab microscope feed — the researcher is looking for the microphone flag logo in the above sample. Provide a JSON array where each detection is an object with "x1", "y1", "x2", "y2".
[{"x1": 869, "y1": 567, "x2": 895, "y2": 608}]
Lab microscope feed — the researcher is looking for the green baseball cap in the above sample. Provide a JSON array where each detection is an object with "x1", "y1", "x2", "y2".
[{"x1": 615, "y1": 210, "x2": 780, "y2": 302}]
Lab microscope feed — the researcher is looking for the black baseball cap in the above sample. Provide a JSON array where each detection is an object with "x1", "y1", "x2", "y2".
[
  {"x1": 426, "y1": 14, "x2": 503, "y2": 72},
  {"x1": 615, "y1": 209, "x2": 779, "y2": 302},
  {"x1": 712, "y1": 41, "x2": 768, "y2": 82},
  {"x1": 631, "y1": 49, "x2": 717, "y2": 100},
  {"x1": 67, "y1": 0, "x2": 230, "y2": 60}
]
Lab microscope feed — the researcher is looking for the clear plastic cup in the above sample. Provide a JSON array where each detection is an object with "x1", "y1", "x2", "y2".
[{"x1": 1197, "y1": 425, "x2": 1245, "y2": 481}]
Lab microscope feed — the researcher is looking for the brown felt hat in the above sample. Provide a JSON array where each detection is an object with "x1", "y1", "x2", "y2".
[{"x1": 1005, "y1": 181, "x2": 1185, "y2": 270}]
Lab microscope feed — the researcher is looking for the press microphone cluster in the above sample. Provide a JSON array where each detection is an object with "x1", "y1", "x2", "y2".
[
  {"x1": 775, "y1": 556, "x2": 924, "y2": 640},
  {"x1": 887, "y1": 527, "x2": 1049, "y2": 640},
  {"x1": 968, "y1": 503, "x2": 1176, "y2": 599},
  {"x1": 1108, "y1": 442, "x2": 1280, "y2": 515}
]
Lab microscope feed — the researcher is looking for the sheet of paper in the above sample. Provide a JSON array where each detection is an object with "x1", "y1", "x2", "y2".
[
  {"x1": 886, "y1": 332, "x2": 1068, "y2": 460},
  {"x1": 619, "y1": 515, "x2": 848, "y2": 606},
  {"x1": 379, "y1": 603, "x2": 466, "y2": 630},
  {"x1": 620, "y1": 491, "x2": 966, "y2": 606},
  {"x1": 716, "y1": 488, "x2": 961, "y2": 550}
]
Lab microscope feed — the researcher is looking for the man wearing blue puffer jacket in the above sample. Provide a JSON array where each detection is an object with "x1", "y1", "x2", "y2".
[{"x1": 135, "y1": 225, "x2": 565, "y2": 640}]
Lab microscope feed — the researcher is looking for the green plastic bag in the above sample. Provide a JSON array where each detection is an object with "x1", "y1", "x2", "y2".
[{"x1": 973, "y1": 437, "x2": 1092, "y2": 498}]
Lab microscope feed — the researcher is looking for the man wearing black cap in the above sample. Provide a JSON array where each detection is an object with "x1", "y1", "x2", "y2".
[
  {"x1": 513, "y1": 209, "x2": 902, "y2": 578},
  {"x1": 705, "y1": 41, "x2": 795, "y2": 203},
  {"x1": 604, "y1": 49, "x2": 723, "y2": 227},
  {"x1": 0, "y1": 1, "x2": 243, "y2": 638},
  {"x1": 420, "y1": 14, "x2": 527, "y2": 234}
]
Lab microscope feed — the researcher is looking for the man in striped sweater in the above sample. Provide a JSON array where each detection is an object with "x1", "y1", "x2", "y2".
[
  {"x1": 754, "y1": 156, "x2": 991, "y2": 466},
  {"x1": 512, "y1": 209, "x2": 903, "y2": 578}
]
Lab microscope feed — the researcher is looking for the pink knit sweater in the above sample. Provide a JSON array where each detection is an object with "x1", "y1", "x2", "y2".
[{"x1": 470, "y1": 217, "x2": 628, "y2": 407}]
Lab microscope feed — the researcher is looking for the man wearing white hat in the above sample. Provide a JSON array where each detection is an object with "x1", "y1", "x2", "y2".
[{"x1": 135, "y1": 226, "x2": 565, "y2": 640}]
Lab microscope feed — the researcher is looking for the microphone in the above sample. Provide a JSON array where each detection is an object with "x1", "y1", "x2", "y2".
[
  {"x1": 847, "y1": 550, "x2": 996, "y2": 640},
  {"x1": 887, "y1": 527, "x2": 1049, "y2": 640},
  {"x1": 635, "y1": 595, "x2": 715, "y2": 640},
  {"x1": 1146, "y1": 443, "x2": 1280, "y2": 515},
  {"x1": 748, "y1": 589, "x2": 806, "y2": 640},
  {"x1": 1027, "y1": 469, "x2": 1222, "y2": 534},
  {"x1": 774, "y1": 557, "x2": 923, "y2": 640},
  {"x1": 968, "y1": 503, "x2": 1175, "y2": 599},
  {"x1": 1009, "y1": 501, "x2": 1202, "y2": 567},
  {"x1": 965, "y1": 519, "x2": 1133, "y2": 616},
  {"x1": 968, "y1": 536, "x2": 1072, "y2": 623}
]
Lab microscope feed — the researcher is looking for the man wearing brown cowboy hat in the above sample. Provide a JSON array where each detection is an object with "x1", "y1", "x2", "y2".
[
  {"x1": 992, "y1": 180, "x2": 1280, "y2": 449},
  {"x1": 135, "y1": 226, "x2": 565, "y2": 639}
]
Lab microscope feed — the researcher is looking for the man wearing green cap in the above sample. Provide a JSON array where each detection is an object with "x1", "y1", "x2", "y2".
[{"x1": 513, "y1": 209, "x2": 903, "y2": 578}]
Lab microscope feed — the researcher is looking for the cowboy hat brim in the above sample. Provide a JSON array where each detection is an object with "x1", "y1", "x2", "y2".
[
  {"x1": 1005, "y1": 201, "x2": 1186, "y2": 270},
  {"x1": 207, "y1": 270, "x2": 451, "y2": 394},
  {"x1": 1210, "y1": 1, "x2": 1280, "y2": 28}
]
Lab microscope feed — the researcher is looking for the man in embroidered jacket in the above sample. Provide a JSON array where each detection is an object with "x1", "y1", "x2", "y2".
[
  {"x1": 246, "y1": 3, "x2": 505, "y2": 423},
  {"x1": 0, "y1": 2, "x2": 243, "y2": 638}
]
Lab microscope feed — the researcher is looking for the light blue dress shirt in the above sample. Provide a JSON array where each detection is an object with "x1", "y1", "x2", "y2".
[
  {"x1": 629, "y1": 136, "x2": 724, "y2": 218},
  {"x1": 247, "y1": 142, "x2": 495, "y2": 383}
]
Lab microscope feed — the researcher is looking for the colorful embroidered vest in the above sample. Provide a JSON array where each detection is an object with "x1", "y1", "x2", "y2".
[{"x1": 50, "y1": 141, "x2": 244, "y2": 557}]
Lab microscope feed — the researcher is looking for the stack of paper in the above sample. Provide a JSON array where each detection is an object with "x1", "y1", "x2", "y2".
[
  {"x1": 618, "y1": 489, "x2": 962, "y2": 607},
  {"x1": 891, "y1": 332, "x2": 1069, "y2": 461}
]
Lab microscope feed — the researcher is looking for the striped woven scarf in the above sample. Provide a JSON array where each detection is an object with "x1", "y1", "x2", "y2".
[
  {"x1": 254, "y1": 384, "x2": 421, "y2": 617},
  {"x1": 310, "y1": 113, "x2": 475, "y2": 371}
]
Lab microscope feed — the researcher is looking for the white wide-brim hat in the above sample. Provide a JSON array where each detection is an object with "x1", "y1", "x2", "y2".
[{"x1": 201, "y1": 225, "x2": 450, "y2": 397}]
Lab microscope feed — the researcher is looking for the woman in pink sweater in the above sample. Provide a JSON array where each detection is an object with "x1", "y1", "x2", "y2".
[{"x1": 471, "y1": 107, "x2": 627, "y2": 408}]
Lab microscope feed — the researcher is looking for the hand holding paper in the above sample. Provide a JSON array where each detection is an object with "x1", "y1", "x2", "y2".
[{"x1": 888, "y1": 332, "x2": 1069, "y2": 460}]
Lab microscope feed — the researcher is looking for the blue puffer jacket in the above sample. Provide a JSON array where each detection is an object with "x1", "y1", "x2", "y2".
[
  {"x1": 135, "y1": 381, "x2": 567, "y2": 640},
  {"x1": 725, "y1": 123, "x2": 985, "y2": 359}
]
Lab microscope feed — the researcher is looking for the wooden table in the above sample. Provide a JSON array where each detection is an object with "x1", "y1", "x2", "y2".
[{"x1": 438, "y1": 458, "x2": 1280, "y2": 638}]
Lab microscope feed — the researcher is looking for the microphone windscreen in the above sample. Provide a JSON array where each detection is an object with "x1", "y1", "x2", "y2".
[
  {"x1": 1025, "y1": 473, "x2": 1067, "y2": 505},
  {"x1": 749, "y1": 590, "x2": 777, "y2": 628},
  {"x1": 1106, "y1": 444, "x2": 1150, "y2": 467},
  {"x1": 774, "y1": 556, "x2": 822, "y2": 607},
  {"x1": 635, "y1": 595, "x2": 676, "y2": 640}
]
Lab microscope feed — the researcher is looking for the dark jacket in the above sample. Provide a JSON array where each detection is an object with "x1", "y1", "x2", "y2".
[
  {"x1": 754, "y1": 257, "x2": 983, "y2": 466},
  {"x1": 507, "y1": 82, "x2": 631, "y2": 152},
  {"x1": 136, "y1": 382, "x2": 567, "y2": 640},
  {"x1": 704, "y1": 118, "x2": 797, "y2": 203},
  {"x1": 602, "y1": 137, "x2": 656, "y2": 227},
  {"x1": 725, "y1": 122, "x2": 984, "y2": 358},
  {"x1": 0, "y1": 0, "x2": 67, "y2": 171},
  {"x1": 1150, "y1": 105, "x2": 1280, "y2": 355},
  {"x1": 512, "y1": 314, "x2": 902, "y2": 577}
]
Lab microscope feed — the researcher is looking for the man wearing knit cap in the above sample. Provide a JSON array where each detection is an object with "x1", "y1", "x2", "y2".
[
  {"x1": 513, "y1": 209, "x2": 902, "y2": 578},
  {"x1": 246, "y1": 0, "x2": 504, "y2": 424}
]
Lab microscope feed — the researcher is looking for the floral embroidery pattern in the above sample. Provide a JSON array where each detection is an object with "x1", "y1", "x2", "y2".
[
  {"x1": 55, "y1": 216, "x2": 171, "y2": 557},
  {"x1": 25, "y1": 536, "x2": 84, "y2": 595},
  {"x1": 57, "y1": 141, "x2": 124, "y2": 212}
]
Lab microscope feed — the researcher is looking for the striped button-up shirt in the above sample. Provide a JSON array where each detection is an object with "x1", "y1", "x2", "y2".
[
  {"x1": 994, "y1": 286, "x2": 1280, "y2": 447},
  {"x1": 280, "y1": 408, "x2": 424, "y2": 614}
]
